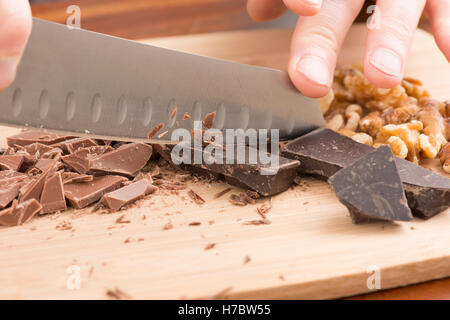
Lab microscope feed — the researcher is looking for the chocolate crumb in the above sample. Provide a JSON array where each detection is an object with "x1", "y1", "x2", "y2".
[
  {"x1": 243, "y1": 256, "x2": 251, "y2": 264},
  {"x1": 169, "y1": 108, "x2": 178, "y2": 120},
  {"x1": 204, "y1": 243, "x2": 216, "y2": 250},
  {"x1": 115, "y1": 214, "x2": 131, "y2": 224},
  {"x1": 182, "y1": 112, "x2": 191, "y2": 120},
  {"x1": 105, "y1": 287, "x2": 132, "y2": 300},
  {"x1": 243, "y1": 219, "x2": 271, "y2": 226},
  {"x1": 163, "y1": 222, "x2": 174, "y2": 231},
  {"x1": 188, "y1": 222, "x2": 201, "y2": 226},
  {"x1": 56, "y1": 220, "x2": 73, "y2": 231}
]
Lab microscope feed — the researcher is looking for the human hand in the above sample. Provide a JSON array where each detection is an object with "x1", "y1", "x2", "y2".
[
  {"x1": 247, "y1": 0, "x2": 450, "y2": 98},
  {"x1": 0, "y1": 0, "x2": 32, "y2": 89}
]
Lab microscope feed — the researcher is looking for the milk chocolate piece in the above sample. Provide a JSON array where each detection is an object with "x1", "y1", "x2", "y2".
[
  {"x1": 0, "y1": 199, "x2": 42, "y2": 227},
  {"x1": 168, "y1": 144, "x2": 300, "y2": 196},
  {"x1": 62, "y1": 172, "x2": 94, "y2": 184},
  {"x1": 64, "y1": 175, "x2": 127, "y2": 209},
  {"x1": 89, "y1": 143, "x2": 152, "y2": 178},
  {"x1": 329, "y1": 146, "x2": 413, "y2": 224},
  {"x1": 35, "y1": 159, "x2": 63, "y2": 172},
  {"x1": 24, "y1": 143, "x2": 53, "y2": 156},
  {"x1": 282, "y1": 128, "x2": 450, "y2": 218},
  {"x1": 103, "y1": 179, "x2": 155, "y2": 210},
  {"x1": 52, "y1": 137, "x2": 98, "y2": 154},
  {"x1": 20, "y1": 158, "x2": 59, "y2": 203},
  {"x1": 0, "y1": 155, "x2": 25, "y2": 171},
  {"x1": 62, "y1": 146, "x2": 113, "y2": 174},
  {"x1": 0, "y1": 174, "x2": 27, "y2": 209},
  {"x1": 40, "y1": 172, "x2": 67, "y2": 214},
  {"x1": 7, "y1": 131, "x2": 75, "y2": 147}
]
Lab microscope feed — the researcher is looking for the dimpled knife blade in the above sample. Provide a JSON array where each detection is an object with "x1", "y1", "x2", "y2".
[{"x1": 0, "y1": 18, "x2": 325, "y2": 142}]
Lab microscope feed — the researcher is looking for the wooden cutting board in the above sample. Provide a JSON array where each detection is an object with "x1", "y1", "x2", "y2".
[{"x1": 0, "y1": 25, "x2": 449, "y2": 300}]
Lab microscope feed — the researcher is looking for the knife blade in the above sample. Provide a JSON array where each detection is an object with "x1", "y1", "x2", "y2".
[{"x1": 0, "y1": 18, "x2": 324, "y2": 143}]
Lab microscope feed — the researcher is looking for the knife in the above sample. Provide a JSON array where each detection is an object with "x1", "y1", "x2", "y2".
[{"x1": 0, "y1": 18, "x2": 325, "y2": 143}]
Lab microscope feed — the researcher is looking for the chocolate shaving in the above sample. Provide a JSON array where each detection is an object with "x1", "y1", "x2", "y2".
[
  {"x1": 147, "y1": 123, "x2": 165, "y2": 139},
  {"x1": 204, "y1": 243, "x2": 216, "y2": 250},
  {"x1": 169, "y1": 108, "x2": 178, "y2": 120},
  {"x1": 182, "y1": 112, "x2": 191, "y2": 120},
  {"x1": 187, "y1": 189, "x2": 205, "y2": 205},
  {"x1": 202, "y1": 112, "x2": 216, "y2": 129},
  {"x1": 214, "y1": 188, "x2": 232, "y2": 199},
  {"x1": 115, "y1": 214, "x2": 131, "y2": 224},
  {"x1": 105, "y1": 287, "x2": 132, "y2": 300}
]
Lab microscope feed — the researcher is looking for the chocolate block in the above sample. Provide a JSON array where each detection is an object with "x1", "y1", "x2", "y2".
[
  {"x1": 0, "y1": 199, "x2": 42, "y2": 227},
  {"x1": 282, "y1": 128, "x2": 450, "y2": 218},
  {"x1": 40, "y1": 172, "x2": 67, "y2": 214},
  {"x1": 329, "y1": 146, "x2": 413, "y2": 223},
  {"x1": 167, "y1": 144, "x2": 300, "y2": 196},
  {"x1": 52, "y1": 137, "x2": 98, "y2": 154},
  {"x1": 89, "y1": 143, "x2": 152, "y2": 178},
  {"x1": 64, "y1": 175, "x2": 127, "y2": 209}
]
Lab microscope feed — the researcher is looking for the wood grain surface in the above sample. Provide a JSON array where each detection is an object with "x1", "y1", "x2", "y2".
[{"x1": 0, "y1": 24, "x2": 449, "y2": 300}]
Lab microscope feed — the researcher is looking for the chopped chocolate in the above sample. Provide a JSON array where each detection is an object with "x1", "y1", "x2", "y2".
[
  {"x1": 246, "y1": 190, "x2": 260, "y2": 200},
  {"x1": 329, "y1": 146, "x2": 413, "y2": 224},
  {"x1": 202, "y1": 112, "x2": 216, "y2": 129},
  {"x1": 187, "y1": 189, "x2": 205, "y2": 205},
  {"x1": 7, "y1": 131, "x2": 75, "y2": 147},
  {"x1": 0, "y1": 175, "x2": 27, "y2": 209},
  {"x1": 24, "y1": 143, "x2": 53, "y2": 156},
  {"x1": 52, "y1": 137, "x2": 98, "y2": 154},
  {"x1": 62, "y1": 172, "x2": 94, "y2": 184},
  {"x1": 281, "y1": 128, "x2": 372, "y2": 179},
  {"x1": 229, "y1": 193, "x2": 248, "y2": 206},
  {"x1": 204, "y1": 243, "x2": 216, "y2": 250},
  {"x1": 282, "y1": 128, "x2": 450, "y2": 218},
  {"x1": 115, "y1": 214, "x2": 131, "y2": 224},
  {"x1": 35, "y1": 158, "x2": 63, "y2": 172},
  {"x1": 20, "y1": 158, "x2": 59, "y2": 203},
  {"x1": 188, "y1": 222, "x2": 201, "y2": 226},
  {"x1": 64, "y1": 175, "x2": 127, "y2": 209},
  {"x1": 147, "y1": 123, "x2": 164, "y2": 139},
  {"x1": 103, "y1": 179, "x2": 156, "y2": 211},
  {"x1": 256, "y1": 202, "x2": 272, "y2": 219},
  {"x1": 89, "y1": 143, "x2": 152, "y2": 178},
  {"x1": 395, "y1": 159, "x2": 450, "y2": 219},
  {"x1": 0, "y1": 155, "x2": 24, "y2": 171},
  {"x1": 167, "y1": 144, "x2": 300, "y2": 196},
  {"x1": 40, "y1": 172, "x2": 67, "y2": 214},
  {"x1": 0, "y1": 199, "x2": 42, "y2": 227},
  {"x1": 62, "y1": 145, "x2": 113, "y2": 174}
]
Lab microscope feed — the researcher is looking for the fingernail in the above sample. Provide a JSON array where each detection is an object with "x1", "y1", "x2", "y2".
[
  {"x1": 296, "y1": 55, "x2": 331, "y2": 87},
  {"x1": 0, "y1": 57, "x2": 19, "y2": 89},
  {"x1": 304, "y1": 0, "x2": 322, "y2": 8},
  {"x1": 369, "y1": 48, "x2": 402, "y2": 77}
]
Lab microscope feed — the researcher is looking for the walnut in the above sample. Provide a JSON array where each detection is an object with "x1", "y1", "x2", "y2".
[
  {"x1": 382, "y1": 103, "x2": 420, "y2": 125},
  {"x1": 344, "y1": 104, "x2": 362, "y2": 131},
  {"x1": 402, "y1": 77, "x2": 430, "y2": 100},
  {"x1": 326, "y1": 113, "x2": 344, "y2": 131},
  {"x1": 417, "y1": 99, "x2": 447, "y2": 153},
  {"x1": 351, "y1": 133, "x2": 374, "y2": 146},
  {"x1": 419, "y1": 134, "x2": 440, "y2": 159},
  {"x1": 387, "y1": 136, "x2": 408, "y2": 159},
  {"x1": 439, "y1": 142, "x2": 450, "y2": 173},
  {"x1": 359, "y1": 111, "x2": 384, "y2": 137},
  {"x1": 378, "y1": 121, "x2": 423, "y2": 164},
  {"x1": 445, "y1": 101, "x2": 450, "y2": 117},
  {"x1": 446, "y1": 118, "x2": 450, "y2": 141}
]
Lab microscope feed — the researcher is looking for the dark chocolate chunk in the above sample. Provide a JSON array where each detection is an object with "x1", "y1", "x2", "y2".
[
  {"x1": 62, "y1": 145, "x2": 113, "y2": 174},
  {"x1": 395, "y1": 158, "x2": 450, "y2": 219},
  {"x1": 7, "y1": 131, "x2": 75, "y2": 147},
  {"x1": 282, "y1": 128, "x2": 450, "y2": 218},
  {"x1": 167, "y1": 144, "x2": 300, "y2": 196},
  {"x1": 0, "y1": 199, "x2": 42, "y2": 227},
  {"x1": 0, "y1": 155, "x2": 25, "y2": 171},
  {"x1": 64, "y1": 175, "x2": 127, "y2": 209},
  {"x1": 89, "y1": 143, "x2": 152, "y2": 178},
  {"x1": 40, "y1": 172, "x2": 67, "y2": 214},
  {"x1": 103, "y1": 178, "x2": 155, "y2": 210},
  {"x1": 329, "y1": 146, "x2": 413, "y2": 224},
  {"x1": 281, "y1": 128, "x2": 372, "y2": 179}
]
